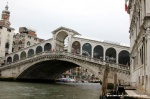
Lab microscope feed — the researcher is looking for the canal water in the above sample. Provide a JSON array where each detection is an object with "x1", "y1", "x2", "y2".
[{"x1": 0, "y1": 81, "x2": 101, "y2": 99}]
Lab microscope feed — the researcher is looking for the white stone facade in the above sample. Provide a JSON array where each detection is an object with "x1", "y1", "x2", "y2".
[
  {"x1": 128, "y1": 0, "x2": 150, "y2": 93},
  {"x1": 0, "y1": 27, "x2": 14, "y2": 57},
  {"x1": 0, "y1": 4, "x2": 14, "y2": 58}
]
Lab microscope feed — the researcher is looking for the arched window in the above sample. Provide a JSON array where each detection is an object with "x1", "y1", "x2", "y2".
[
  {"x1": 27, "y1": 41, "x2": 30, "y2": 46},
  {"x1": 13, "y1": 54, "x2": 19, "y2": 62},
  {"x1": 7, "y1": 56, "x2": 12, "y2": 63},
  {"x1": 19, "y1": 40, "x2": 22, "y2": 45},
  {"x1": 93, "y1": 45, "x2": 103, "y2": 60},
  {"x1": 13, "y1": 41, "x2": 15, "y2": 45},
  {"x1": 118, "y1": 50, "x2": 130, "y2": 65},
  {"x1": 82, "y1": 43, "x2": 92, "y2": 57},
  {"x1": 20, "y1": 51, "x2": 26, "y2": 59},
  {"x1": 36, "y1": 46, "x2": 43, "y2": 54},
  {"x1": 72, "y1": 41, "x2": 81, "y2": 54},
  {"x1": 5, "y1": 42, "x2": 9, "y2": 48},
  {"x1": 44, "y1": 43, "x2": 51, "y2": 51},
  {"x1": 105, "y1": 48, "x2": 116, "y2": 63},
  {"x1": 28, "y1": 49, "x2": 34, "y2": 57}
]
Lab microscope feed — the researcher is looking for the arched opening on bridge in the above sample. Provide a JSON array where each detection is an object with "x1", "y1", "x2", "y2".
[
  {"x1": 82, "y1": 43, "x2": 92, "y2": 57},
  {"x1": 13, "y1": 54, "x2": 19, "y2": 62},
  {"x1": 17, "y1": 60, "x2": 79, "y2": 81},
  {"x1": 118, "y1": 50, "x2": 130, "y2": 66},
  {"x1": 71, "y1": 41, "x2": 80, "y2": 54},
  {"x1": 55, "y1": 31, "x2": 68, "y2": 51},
  {"x1": 16, "y1": 60, "x2": 99, "y2": 82},
  {"x1": 7, "y1": 56, "x2": 12, "y2": 63},
  {"x1": 44, "y1": 43, "x2": 52, "y2": 51},
  {"x1": 28, "y1": 49, "x2": 34, "y2": 57},
  {"x1": 93, "y1": 45, "x2": 103, "y2": 60},
  {"x1": 20, "y1": 51, "x2": 26, "y2": 59},
  {"x1": 36, "y1": 46, "x2": 43, "y2": 54},
  {"x1": 105, "y1": 48, "x2": 116, "y2": 63}
]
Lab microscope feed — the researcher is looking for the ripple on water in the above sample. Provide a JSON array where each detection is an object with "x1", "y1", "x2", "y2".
[{"x1": 0, "y1": 81, "x2": 100, "y2": 99}]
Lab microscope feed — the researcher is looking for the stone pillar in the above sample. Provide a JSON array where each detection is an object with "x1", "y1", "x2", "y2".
[
  {"x1": 91, "y1": 45, "x2": 94, "y2": 58},
  {"x1": 100, "y1": 64, "x2": 110, "y2": 96},
  {"x1": 116, "y1": 51, "x2": 118, "y2": 64},
  {"x1": 67, "y1": 33, "x2": 72, "y2": 53},
  {"x1": 103, "y1": 48, "x2": 106, "y2": 61},
  {"x1": 52, "y1": 34, "x2": 56, "y2": 51},
  {"x1": 146, "y1": 27, "x2": 150, "y2": 93},
  {"x1": 114, "y1": 72, "x2": 117, "y2": 90},
  {"x1": 80, "y1": 43, "x2": 83, "y2": 55}
]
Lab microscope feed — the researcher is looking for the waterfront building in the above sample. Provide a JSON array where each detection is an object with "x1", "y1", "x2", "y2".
[
  {"x1": 0, "y1": 4, "x2": 14, "y2": 57},
  {"x1": 128, "y1": 0, "x2": 150, "y2": 93},
  {"x1": 13, "y1": 27, "x2": 43, "y2": 52}
]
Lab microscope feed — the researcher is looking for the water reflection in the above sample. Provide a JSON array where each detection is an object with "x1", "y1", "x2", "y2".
[{"x1": 0, "y1": 81, "x2": 100, "y2": 99}]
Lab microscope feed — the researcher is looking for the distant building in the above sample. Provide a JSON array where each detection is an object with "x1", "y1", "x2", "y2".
[
  {"x1": 128, "y1": 0, "x2": 150, "y2": 93},
  {"x1": 13, "y1": 27, "x2": 43, "y2": 52},
  {"x1": 0, "y1": 3, "x2": 14, "y2": 57}
]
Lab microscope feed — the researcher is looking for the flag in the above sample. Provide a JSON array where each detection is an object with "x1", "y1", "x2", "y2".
[{"x1": 125, "y1": 0, "x2": 129, "y2": 12}]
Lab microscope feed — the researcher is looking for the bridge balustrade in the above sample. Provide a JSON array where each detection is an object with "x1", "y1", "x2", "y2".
[{"x1": 2, "y1": 51, "x2": 130, "y2": 72}]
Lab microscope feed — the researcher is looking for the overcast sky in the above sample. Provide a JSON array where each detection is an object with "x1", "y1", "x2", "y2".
[{"x1": 0, "y1": 0, "x2": 130, "y2": 45}]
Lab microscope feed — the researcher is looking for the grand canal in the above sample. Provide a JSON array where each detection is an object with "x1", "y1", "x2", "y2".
[{"x1": 0, "y1": 81, "x2": 100, "y2": 99}]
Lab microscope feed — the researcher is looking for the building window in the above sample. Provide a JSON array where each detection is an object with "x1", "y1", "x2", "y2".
[
  {"x1": 34, "y1": 38, "x2": 37, "y2": 41},
  {"x1": 13, "y1": 35, "x2": 16, "y2": 38},
  {"x1": 5, "y1": 42, "x2": 9, "y2": 48},
  {"x1": 142, "y1": 76, "x2": 144, "y2": 85},
  {"x1": 146, "y1": 75, "x2": 148, "y2": 83},
  {"x1": 139, "y1": 76, "x2": 140, "y2": 85},
  {"x1": 28, "y1": 35, "x2": 31, "y2": 39},
  {"x1": 7, "y1": 29, "x2": 11, "y2": 32},
  {"x1": 13, "y1": 41, "x2": 15, "y2": 45},
  {"x1": 27, "y1": 41, "x2": 30, "y2": 46},
  {"x1": 19, "y1": 40, "x2": 22, "y2": 45}
]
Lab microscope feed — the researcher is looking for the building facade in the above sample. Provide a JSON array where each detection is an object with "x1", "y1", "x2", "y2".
[
  {"x1": 13, "y1": 27, "x2": 43, "y2": 52},
  {"x1": 0, "y1": 4, "x2": 14, "y2": 57},
  {"x1": 128, "y1": 0, "x2": 150, "y2": 93}
]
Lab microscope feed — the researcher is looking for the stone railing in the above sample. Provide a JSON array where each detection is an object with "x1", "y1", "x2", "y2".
[{"x1": 0, "y1": 51, "x2": 130, "y2": 73}]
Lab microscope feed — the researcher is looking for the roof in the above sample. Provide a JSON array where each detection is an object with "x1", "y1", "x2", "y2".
[
  {"x1": 74, "y1": 35, "x2": 130, "y2": 47},
  {"x1": 52, "y1": 26, "x2": 81, "y2": 35}
]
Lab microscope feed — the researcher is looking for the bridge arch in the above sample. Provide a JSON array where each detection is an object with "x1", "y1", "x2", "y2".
[
  {"x1": 16, "y1": 58, "x2": 98, "y2": 81},
  {"x1": 55, "y1": 30, "x2": 68, "y2": 51},
  {"x1": 13, "y1": 54, "x2": 19, "y2": 62},
  {"x1": 82, "y1": 43, "x2": 92, "y2": 57},
  {"x1": 44, "y1": 43, "x2": 52, "y2": 51},
  {"x1": 28, "y1": 49, "x2": 34, "y2": 57},
  {"x1": 36, "y1": 46, "x2": 43, "y2": 54},
  {"x1": 71, "y1": 41, "x2": 81, "y2": 54},
  {"x1": 20, "y1": 51, "x2": 27, "y2": 59},
  {"x1": 7, "y1": 56, "x2": 12, "y2": 63},
  {"x1": 118, "y1": 50, "x2": 130, "y2": 65},
  {"x1": 105, "y1": 47, "x2": 116, "y2": 63},
  {"x1": 1, "y1": 52, "x2": 130, "y2": 83},
  {"x1": 93, "y1": 45, "x2": 104, "y2": 59}
]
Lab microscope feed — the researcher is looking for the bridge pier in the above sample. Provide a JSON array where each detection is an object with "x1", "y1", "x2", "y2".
[{"x1": 100, "y1": 64, "x2": 110, "y2": 96}]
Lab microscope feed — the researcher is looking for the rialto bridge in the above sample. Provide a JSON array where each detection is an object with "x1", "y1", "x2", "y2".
[{"x1": 0, "y1": 27, "x2": 130, "y2": 83}]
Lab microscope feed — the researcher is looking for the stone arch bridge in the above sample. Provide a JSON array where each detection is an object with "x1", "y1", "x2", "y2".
[
  {"x1": 0, "y1": 51, "x2": 130, "y2": 82},
  {"x1": 0, "y1": 27, "x2": 130, "y2": 83}
]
